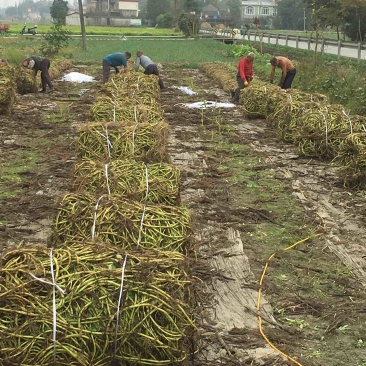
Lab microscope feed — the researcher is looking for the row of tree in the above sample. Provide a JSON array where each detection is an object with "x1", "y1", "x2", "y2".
[
  {"x1": 276, "y1": 0, "x2": 366, "y2": 41},
  {"x1": 1, "y1": 0, "x2": 365, "y2": 41}
]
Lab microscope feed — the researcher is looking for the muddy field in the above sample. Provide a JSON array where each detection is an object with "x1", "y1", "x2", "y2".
[{"x1": 1, "y1": 63, "x2": 366, "y2": 366}]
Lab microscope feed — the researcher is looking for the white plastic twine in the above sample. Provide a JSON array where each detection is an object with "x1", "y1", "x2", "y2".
[
  {"x1": 29, "y1": 249, "x2": 65, "y2": 364},
  {"x1": 91, "y1": 195, "x2": 104, "y2": 240},
  {"x1": 95, "y1": 127, "x2": 113, "y2": 160},
  {"x1": 104, "y1": 164, "x2": 111, "y2": 195},
  {"x1": 113, "y1": 254, "x2": 128, "y2": 358},
  {"x1": 131, "y1": 106, "x2": 139, "y2": 156},
  {"x1": 137, "y1": 164, "x2": 149, "y2": 248},
  {"x1": 111, "y1": 78, "x2": 117, "y2": 90},
  {"x1": 342, "y1": 109, "x2": 353, "y2": 134},
  {"x1": 137, "y1": 75, "x2": 141, "y2": 90}
]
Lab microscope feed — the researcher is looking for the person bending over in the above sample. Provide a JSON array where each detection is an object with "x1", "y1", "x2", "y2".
[
  {"x1": 102, "y1": 51, "x2": 131, "y2": 83},
  {"x1": 231, "y1": 51, "x2": 255, "y2": 103},
  {"x1": 270, "y1": 56, "x2": 296, "y2": 89},
  {"x1": 135, "y1": 51, "x2": 164, "y2": 89},
  {"x1": 22, "y1": 55, "x2": 53, "y2": 93}
]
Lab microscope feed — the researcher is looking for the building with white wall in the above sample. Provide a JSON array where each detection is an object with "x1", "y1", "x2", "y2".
[{"x1": 241, "y1": 0, "x2": 277, "y2": 18}]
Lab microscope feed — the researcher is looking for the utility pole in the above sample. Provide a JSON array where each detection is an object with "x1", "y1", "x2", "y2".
[
  {"x1": 303, "y1": 7, "x2": 306, "y2": 31},
  {"x1": 78, "y1": 0, "x2": 87, "y2": 50}
]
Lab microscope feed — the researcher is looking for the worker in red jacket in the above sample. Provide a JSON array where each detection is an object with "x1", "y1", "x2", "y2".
[{"x1": 231, "y1": 51, "x2": 255, "y2": 103}]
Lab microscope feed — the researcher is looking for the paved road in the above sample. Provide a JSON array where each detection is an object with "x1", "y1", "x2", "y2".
[
  {"x1": 244, "y1": 34, "x2": 366, "y2": 60},
  {"x1": 205, "y1": 30, "x2": 366, "y2": 61}
]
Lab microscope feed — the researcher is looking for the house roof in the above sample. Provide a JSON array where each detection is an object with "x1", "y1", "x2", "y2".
[{"x1": 202, "y1": 4, "x2": 219, "y2": 12}]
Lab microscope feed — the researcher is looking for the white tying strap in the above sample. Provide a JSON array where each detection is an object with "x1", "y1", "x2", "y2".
[
  {"x1": 95, "y1": 128, "x2": 113, "y2": 160},
  {"x1": 29, "y1": 249, "x2": 65, "y2": 364},
  {"x1": 362, "y1": 124, "x2": 366, "y2": 132},
  {"x1": 131, "y1": 106, "x2": 139, "y2": 156},
  {"x1": 137, "y1": 75, "x2": 141, "y2": 90},
  {"x1": 111, "y1": 78, "x2": 117, "y2": 90},
  {"x1": 104, "y1": 164, "x2": 111, "y2": 195},
  {"x1": 91, "y1": 195, "x2": 104, "y2": 240},
  {"x1": 113, "y1": 254, "x2": 128, "y2": 357},
  {"x1": 342, "y1": 110, "x2": 352, "y2": 134},
  {"x1": 137, "y1": 164, "x2": 149, "y2": 248}
]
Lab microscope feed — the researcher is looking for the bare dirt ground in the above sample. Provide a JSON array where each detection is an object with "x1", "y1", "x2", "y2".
[{"x1": 1, "y1": 63, "x2": 366, "y2": 365}]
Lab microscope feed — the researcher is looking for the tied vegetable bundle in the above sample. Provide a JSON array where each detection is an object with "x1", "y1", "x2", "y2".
[
  {"x1": 91, "y1": 95, "x2": 164, "y2": 123},
  {"x1": 73, "y1": 158, "x2": 181, "y2": 205},
  {"x1": 294, "y1": 104, "x2": 366, "y2": 158},
  {"x1": 52, "y1": 193, "x2": 191, "y2": 253},
  {"x1": 267, "y1": 90, "x2": 328, "y2": 142},
  {"x1": 0, "y1": 243, "x2": 196, "y2": 365},
  {"x1": 77, "y1": 120, "x2": 170, "y2": 162},
  {"x1": 334, "y1": 131, "x2": 366, "y2": 188},
  {"x1": 105, "y1": 71, "x2": 160, "y2": 100}
]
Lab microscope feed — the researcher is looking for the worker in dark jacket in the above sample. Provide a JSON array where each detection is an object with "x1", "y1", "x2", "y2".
[
  {"x1": 22, "y1": 55, "x2": 53, "y2": 93},
  {"x1": 135, "y1": 51, "x2": 164, "y2": 89},
  {"x1": 102, "y1": 52, "x2": 131, "y2": 83}
]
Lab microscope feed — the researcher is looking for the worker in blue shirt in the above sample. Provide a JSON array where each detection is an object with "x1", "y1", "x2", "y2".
[{"x1": 102, "y1": 51, "x2": 131, "y2": 83}]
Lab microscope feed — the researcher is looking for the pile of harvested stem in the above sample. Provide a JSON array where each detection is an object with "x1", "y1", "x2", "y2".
[
  {"x1": 294, "y1": 104, "x2": 366, "y2": 158},
  {"x1": 198, "y1": 62, "x2": 237, "y2": 92},
  {"x1": 241, "y1": 83, "x2": 276, "y2": 119},
  {"x1": 49, "y1": 58, "x2": 73, "y2": 79},
  {"x1": 91, "y1": 95, "x2": 164, "y2": 123},
  {"x1": 334, "y1": 132, "x2": 366, "y2": 188},
  {"x1": 105, "y1": 71, "x2": 160, "y2": 97},
  {"x1": 0, "y1": 242, "x2": 195, "y2": 365},
  {"x1": 268, "y1": 90, "x2": 328, "y2": 142},
  {"x1": 52, "y1": 193, "x2": 191, "y2": 252},
  {"x1": 15, "y1": 67, "x2": 37, "y2": 94},
  {"x1": 73, "y1": 159, "x2": 181, "y2": 205},
  {"x1": 77, "y1": 120, "x2": 170, "y2": 162},
  {"x1": 0, "y1": 74, "x2": 15, "y2": 115}
]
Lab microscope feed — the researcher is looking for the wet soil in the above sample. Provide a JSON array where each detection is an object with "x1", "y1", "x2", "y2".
[{"x1": 1, "y1": 63, "x2": 366, "y2": 366}]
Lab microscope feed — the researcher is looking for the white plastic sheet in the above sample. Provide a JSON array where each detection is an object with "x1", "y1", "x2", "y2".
[
  {"x1": 180, "y1": 101, "x2": 236, "y2": 109},
  {"x1": 62, "y1": 72, "x2": 95, "y2": 83}
]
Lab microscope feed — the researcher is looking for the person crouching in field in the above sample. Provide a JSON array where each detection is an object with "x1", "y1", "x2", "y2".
[
  {"x1": 102, "y1": 52, "x2": 131, "y2": 83},
  {"x1": 270, "y1": 56, "x2": 296, "y2": 89},
  {"x1": 22, "y1": 55, "x2": 53, "y2": 93},
  {"x1": 231, "y1": 51, "x2": 255, "y2": 103},
  {"x1": 0, "y1": 58, "x2": 8, "y2": 67},
  {"x1": 135, "y1": 51, "x2": 164, "y2": 89}
]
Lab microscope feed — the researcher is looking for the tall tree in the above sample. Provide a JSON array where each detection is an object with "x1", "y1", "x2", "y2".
[
  {"x1": 50, "y1": 0, "x2": 69, "y2": 25},
  {"x1": 146, "y1": 0, "x2": 170, "y2": 26},
  {"x1": 275, "y1": 0, "x2": 308, "y2": 30}
]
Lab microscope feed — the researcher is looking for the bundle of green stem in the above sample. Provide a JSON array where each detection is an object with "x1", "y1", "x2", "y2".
[
  {"x1": 334, "y1": 132, "x2": 366, "y2": 188},
  {"x1": 0, "y1": 78, "x2": 15, "y2": 115},
  {"x1": 15, "y1": 67, "x2": 37, "y2": 94},
  {"x1": 91, "y1": 95, "x2": 164, "y2": 123},
  {"x1": 73, "y1": 158, "x2": 181, "y2": 205},
  {"x1": 0, "y1": 65, "x2": 15, "y2": 81},
  {"x1": 105, "y1": 71, "x2": 160, "y2": 98},
  {"x1": 77, "y1": 120, "x2": 170, "y2": 162},
  {"x1": 242, "y1": 83, "x2": 277, "y2": 119},
  {"x1": 198, "y1": 62, "x2": 237, "y2": 91},
  {"x1": 268, "y1": 90, "x2": 328, "y2": 142},
  {"x1": 294, "y1": 104, "x2": 366, "y2": 159},
  {"x1": 52, "y1": 193, "x2": 191, "y2": 253},
  {"x1": 49, "y1": 58, "x2": 73, "y2": 80},
  {"x1": 0, "y1": 242, "x2": 196, "y2": 365}
]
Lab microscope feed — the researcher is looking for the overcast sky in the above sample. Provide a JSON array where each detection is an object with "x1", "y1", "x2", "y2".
[{"x1": 1, "y1": 0, "x2": 20, "y2": 8}]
